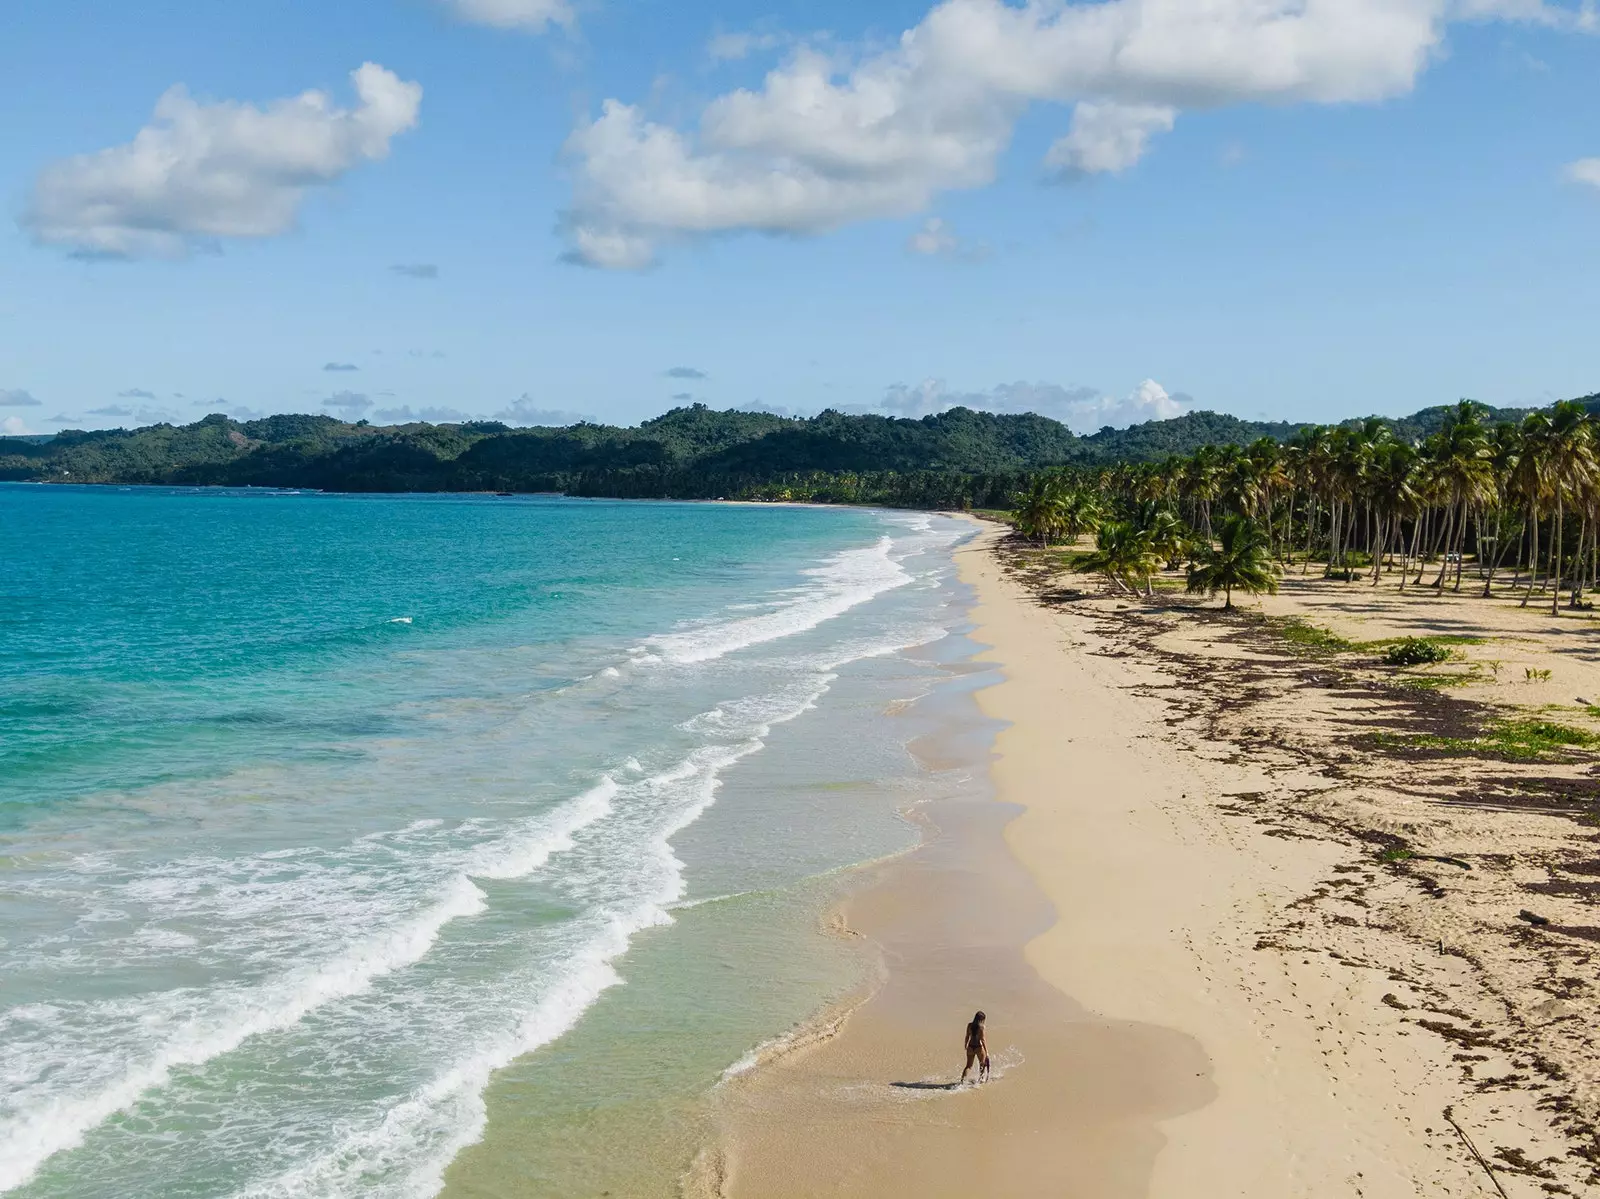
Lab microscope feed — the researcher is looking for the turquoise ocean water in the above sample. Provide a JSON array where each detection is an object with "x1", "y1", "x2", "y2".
[{"x1": 0, "y1": 486, "x2": 977, "y2": 1197}]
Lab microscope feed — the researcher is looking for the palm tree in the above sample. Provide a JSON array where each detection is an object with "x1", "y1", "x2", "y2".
[
  {"x1": 1187, "y1": 516, "x2": 1280, "y2": 610},
  {"x1": 1013, "y1": 475, "x2": 1065, "y2": 545},
  {"x1": 1423, "y1": 402, "x2": 1495, "y2": 591},
  {"x1": 1368, "y1": 441, "x2": 1420, "y2": 585},
  {"x1": 1076, "y1": 522, "x2": 1159, "y2": 596},
  {"x1": 1542, "y1": 400, "x2": 1596, "y2": 615}
]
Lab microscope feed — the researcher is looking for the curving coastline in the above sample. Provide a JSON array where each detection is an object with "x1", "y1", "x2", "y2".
[{"x1": 708, "y1": 521, "x2": 1600, "y2": 1196}]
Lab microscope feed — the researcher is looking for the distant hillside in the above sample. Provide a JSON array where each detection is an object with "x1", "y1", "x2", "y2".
[{"x1": 3, "y1": 395, "x2": 1596, "y2": 501}]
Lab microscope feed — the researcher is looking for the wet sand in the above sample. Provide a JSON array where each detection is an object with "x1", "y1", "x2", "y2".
[{"x1": 704, "y1": 527, "x2": 1214, "y2": 1196}]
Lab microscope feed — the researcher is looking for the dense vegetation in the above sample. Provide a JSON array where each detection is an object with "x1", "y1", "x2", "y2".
[
  {"x1": 1016, "y1": 398, "x2": 1600, "y2": 615},
  {"x1": 4, "y1": 395, "x2": 1594, "y2": 510}
]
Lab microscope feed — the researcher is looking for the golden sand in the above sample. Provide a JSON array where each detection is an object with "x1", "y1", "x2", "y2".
[{"x1": 706, "y1": 524, "x2": 1600, "y2": 1197}]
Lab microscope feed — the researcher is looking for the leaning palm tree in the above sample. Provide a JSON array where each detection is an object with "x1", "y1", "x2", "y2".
[
  {"x1": 1187, "y1": 516, "x2": 1280, "y2": 610},
  {"x1": 1075, "y1": 521, "x2": 1159, "y2": 596}
]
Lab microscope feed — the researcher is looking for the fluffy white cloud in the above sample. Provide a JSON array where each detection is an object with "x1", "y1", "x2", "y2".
[
  {"x1": 1046, "y1": 101, "x2": 1176, "y2": 176},
  {"x1": 878, "y1": 376, "x2": 1188, "y2": 431},
  {"x1": 1079, "y1": 378, "x2": 1188, "y2": 428},
  {"x1": 1569, "y1": 158, "x2": 1600, "y2": 190},
  {"x1": 2, "y1": 416, "x2": 31, "y2": 436},
  {"x1": 26, "y1": 64, "x2": 421, "y2": 257},
  {"x1": 565, "y1": 0, "x2": 1590, "y2": 266}
]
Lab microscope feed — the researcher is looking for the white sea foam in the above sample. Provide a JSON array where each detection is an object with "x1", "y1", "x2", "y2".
[
  {"x1": 227, "y1": 735, "x2": 782, "y2": 1199},
  {"x1": 642, "y1": 536, "x2": 911, "y2": 665},
  {"x1": 0, "y1": 780, "x2": 616, "y2": 1194},
  {"x1": 0, "y1": 877, "x2": 487, "y2": 1194}
]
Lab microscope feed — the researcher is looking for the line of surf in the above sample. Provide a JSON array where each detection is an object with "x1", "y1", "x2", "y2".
[
  {"x1": 0, "y1": 778, "x2": 616, "y2": 1195},
  {"x1": 640, "y1": 536, "x2": 911, "y2": 665}
]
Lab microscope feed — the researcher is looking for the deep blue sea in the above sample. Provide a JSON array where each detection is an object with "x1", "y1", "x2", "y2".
[{"x1": 0, "y1": 486, "x2": 977, "y2": 1197}]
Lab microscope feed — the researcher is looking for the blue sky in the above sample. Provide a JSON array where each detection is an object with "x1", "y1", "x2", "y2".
[{"x1": 2, "y1": 0, "x2": 1598, "y2": 436}]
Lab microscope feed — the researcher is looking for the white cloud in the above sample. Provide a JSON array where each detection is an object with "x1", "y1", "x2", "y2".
[
  {"x1": 2, "y1": 416, "x2": 31, "y2": 436},
  {"x1": 877, "y1": 376, "x2": 1188, "y2": 432},
  {"x1": 442, "y1": 0, "x2": 572, "y2": 30},
  {"x1": 495, "y1": 395, "x2": 593, "y2": 426},
  {"x1": 118, "y1": 388, "x2": 158, "y2": 400},
  {"x1": 666, "y1": 365, "x2": 708, "y2": 379},
  {"x1": 372, "y1": 405, "x2": 474, "y2": 423},
  {"x1": 1569, "y1": 157, "x2": 1600, "y2": 190},
  {"x1": 907, "y1": 216, "x2": 958, "y2": 255},
  {"x1": 708, "y1": 30, "x2": 786, "y2": 61},
  {"x1": 323, "y1": 390, "x2": 372, "y2": 418},
  {"x1": 1080, "y1": 378, "x2": 1188, "y2": 429},
  {"x1": 82, "y1": 403, "x2": 182, "y2": 426},
  {"x1": 0, "y1": 389, "x2": 42, "y2": 407},
  {"x1": 26, "y1": 64, "x2": 421, "y2": 257},
  {"x1": 1045, "y1": 102, "x2": 1176, "y2": 176},
  {"x1": 564, "y1": 0, "x2": 1590, "y2": 266}
]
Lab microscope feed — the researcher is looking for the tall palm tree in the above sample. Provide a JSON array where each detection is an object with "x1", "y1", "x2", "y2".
[
  {"x1": 1368, "y1": 441, "x2": 1420, "y2": 585},
  {"x1": 1187, "y1": 516, "x2": 1280, "y2": 610},
  {"x1": 1542, "y1": 400, "x2": 1597, "y2": 615},
  {"x1": 1076, "y1": 522, "x2": 1160, "y2": 596}
]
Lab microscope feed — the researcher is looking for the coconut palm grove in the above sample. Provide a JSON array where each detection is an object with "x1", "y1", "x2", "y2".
[{"x1": 1012, "y1": 399, "x2": 1600, "y2": 615}]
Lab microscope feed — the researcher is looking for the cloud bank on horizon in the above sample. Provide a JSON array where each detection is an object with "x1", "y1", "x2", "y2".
[
  {"x1": 562, "y1": 0, "x2": 1599, "y2": 268},
  {"x1": 876, "y1": 376, "x2": 1187, "y2": 432}
]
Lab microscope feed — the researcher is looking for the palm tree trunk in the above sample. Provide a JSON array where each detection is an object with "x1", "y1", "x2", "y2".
[
  {"x1": 1413, "y1": 509, "x2": 1432, "y2": 585},
  {"x1": 1551, "y1": 498, "x2": 1564, "y2": 616},
  {"x1": 1570, "y1": 512, "x2": 1588, "y2": 607},
  {"x1": 1483, "y1": 515, "x2": 1519, "y2": 598},
  {"x1": 1453, "y1": 500, "x2": 1468, "y2": 591},
  {"x1": 1301, "y1": 497, "x2": 1315, "y2": 574},
  {"x1": 1431, "y1": 502, "x2": 1456, "y2": 589},
  {"x1": 1522, "y1": 504, "x2": 1540, "y2": 607}
]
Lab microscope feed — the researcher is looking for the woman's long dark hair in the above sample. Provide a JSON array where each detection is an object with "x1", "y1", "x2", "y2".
[{"x1": 972, "y1": 1010, "x2": 985, "y2": 1024}]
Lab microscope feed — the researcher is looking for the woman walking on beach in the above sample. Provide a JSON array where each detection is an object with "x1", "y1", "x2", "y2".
[{"x1": 960, "y1": 1010, "x2": 989, "y2": 1083}]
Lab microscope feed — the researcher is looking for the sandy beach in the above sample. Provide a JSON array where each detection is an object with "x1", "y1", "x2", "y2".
[{"x1": 704, "y1": 523, "x2": 1600, "y2": 1197}]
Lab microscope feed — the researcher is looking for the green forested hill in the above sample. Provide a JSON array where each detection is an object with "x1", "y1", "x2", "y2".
[{"x1": 2, "y1": 396, "x2": 1595, "y2": 504}]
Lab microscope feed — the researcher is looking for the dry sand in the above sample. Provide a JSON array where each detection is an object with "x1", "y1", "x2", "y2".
[{"x1": 703, "y1": 525, "x2": 1600, "y2": 1197}]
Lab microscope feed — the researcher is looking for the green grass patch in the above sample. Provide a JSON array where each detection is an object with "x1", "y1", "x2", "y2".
[
  {"x1": 1396, "y1": 673, "x2": 1478, "y2": 691},
  {"x1": 1378, "y1": 846, "x2": 1415, "y2": 863},
  {"x1": 1279, "y1": 619, "x2": 1359, "y2": 654},
  {"x1": 1373, "y1": 717, "x2": 1599, "y2": 761},
  {"x1": 1366, "y1": 633, "x2": 1487, "y2": 648}
]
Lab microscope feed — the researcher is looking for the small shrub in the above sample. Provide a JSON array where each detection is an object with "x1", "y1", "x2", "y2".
[
  {"x1": 1526, "y1": 667, "x2": 1552, "y2": 682},
  {"x1": 1384, "y1": 638, "x2": 1451, "y2": 667}
]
